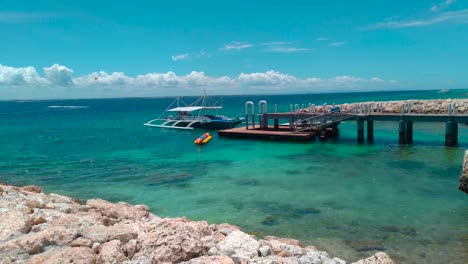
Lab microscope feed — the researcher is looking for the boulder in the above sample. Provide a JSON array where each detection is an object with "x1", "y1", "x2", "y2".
[
  {"x1": 86, "y1": 199, "x2": 149, "y2": 221},
  {"x1": 351, "y1": 252, "x2": 394, "y2": 264},
  {"x1": 123, "y1": 239, "x2": 139, "y2": 259},
  {"x1": 28, "y1": 246, "x2": 97, "y2": 264},
  {"x1": 0, "y1": 226, "x2": 79, "y2": 254},
  {"x1": 260, "y1": 238, "x2": 304, "y2": 257},
  {"x1": 98, "y1": 240, "x2": 129, "y2": 264},
  {"x1": 81, "y1": 224, "x2": 137, "y2": 244},
  {"x1": 213, "y1": 223, "x2": 241, "y2": 236},
  {"x1": 0, "y1": 210, "x2": 31, "y2": 240},
  {"x1": 134, "y1": 217, "x2": 212, "y2": 263},
  {"x1": 180, "y1": 256, "x2": 235, "y2": 264},
  {"x1": 70, "y1": 237, "x2": 94, "y2": 248},
  {"x1": 217, "y1": 230, "x2": 260, "y2": 261},
  {"x1": 20, "y1": 185, "x2": 43, "y2": 193}
]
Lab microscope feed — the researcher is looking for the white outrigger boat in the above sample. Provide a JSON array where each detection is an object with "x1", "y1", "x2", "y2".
[{"x1": 144, "y1": 93, "x2": 244, "y2": 130}]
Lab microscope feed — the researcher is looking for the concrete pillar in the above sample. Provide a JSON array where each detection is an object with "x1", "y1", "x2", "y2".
[
  {"x1": 367, "y1": 120, "x2": 374, "y2": 143},
  {"x1": 406, "y1": 121, "x2": 413, "y2": 144},
  {"x1": 399, "y1": 120, "x2": 407, "y2": 144},
  {"x1": 357, "y1": 118, "x2": 364, "y2": 143},
  {"x1": 274, "y1": 119, "x2": 279, "y2": 130},
  {"x1": 320, "y1": 124, "x2": 327, "y2": 141},
  {"x1": 445, "y1": 121, "x2": 458, "y2": 147},
  {"x1": 260, "y1": 114, "x2": 269, "y2": 129}
]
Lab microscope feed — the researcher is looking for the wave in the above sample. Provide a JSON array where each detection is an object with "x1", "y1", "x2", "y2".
[{"x1": 46, "y1": 105, "x2": 90, "y2": 109}]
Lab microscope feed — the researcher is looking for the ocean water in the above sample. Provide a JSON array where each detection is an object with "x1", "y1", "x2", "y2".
[{"x1": 0, "y1": 90, "x2": 467, "y2": 263}]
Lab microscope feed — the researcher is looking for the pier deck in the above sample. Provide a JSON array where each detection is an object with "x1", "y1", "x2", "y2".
[{"x1": 218, "y1": 126, "x2": 316, "y2": 140}]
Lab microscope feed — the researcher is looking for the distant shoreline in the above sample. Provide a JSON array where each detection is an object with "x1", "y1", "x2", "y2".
[{"x1": 1, "y1": 88, "x2": 466, "y2": 102}]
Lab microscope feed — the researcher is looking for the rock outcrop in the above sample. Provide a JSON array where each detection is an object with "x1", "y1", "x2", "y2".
[
  {"x1": 0, "y1": 183, "x2": 394, "y2": 263},
  {"x1": 305, "y1": 99, "x2": 468, "y2": 115}
]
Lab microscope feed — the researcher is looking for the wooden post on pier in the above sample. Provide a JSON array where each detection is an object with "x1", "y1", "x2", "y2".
[
  {"x1": 357, "y1": 118, "x2": 364, "y2": 143},
  {"x1": 399, "y1": 120, "x2": 407, "y2": 144},
  {"x1": 367, "y1": 120, "x2": 374, "y2": 143},
  {"x1": 406, "y1": 121, "x2": 413, "y2": 144},
  {"x1": 445, "y1": 121, "x2": 458, "y2": 147},
  {"x1": 274, "y1": 119, "x2": 279, "y2": 130}
]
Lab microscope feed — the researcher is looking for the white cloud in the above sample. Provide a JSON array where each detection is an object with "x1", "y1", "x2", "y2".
[
  {"x1": 267, "y1": 47, "x2": 311, "y2": 53},
  {"x1": 329, "y1": 41, "x2": 347, "y2": 46},
  {"x1": 316, "y1": 37, "x2": 329, "y2": 41},
  {"x1": 365, "y1": 9, "x2": 468, "y2": 29},
  {"x1": 43, "y1": 64, "x2": 74, "y2": 86},
  {"x1": 0, "y1": 64, "x2": 46, "y2": 85},
  {"x1": 431, "y1": 0, "x2": 456, "y2": 12},
  {"x1": 238, "y1": 71, "x2": 297, "y2": 86},
  {"x1": 0, "y1": 64, "x2": 397, "y2": 99},
  {"x1": 171, "y1": 53, "x2": 189, "y2": 61},
  {"x1": 221, "y1": 41, "x2": 254, "y2": 50}
]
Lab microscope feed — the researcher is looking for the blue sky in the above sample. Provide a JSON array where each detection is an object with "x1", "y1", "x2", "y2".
[{"x1": 1, "y1": 0, "x2": 467, "y2": 99}]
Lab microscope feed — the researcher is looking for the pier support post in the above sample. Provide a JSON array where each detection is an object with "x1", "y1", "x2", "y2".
[
  {"x1": 274, "y1": 119, "x2": 279, "y2": 130},
  {"x1": 367, "y1": 120, "x2": 374, "y2": 143},
  {"x1": 260, "y1": 114, "x2": 268, "y2": 129},
  {"x1": 399, "y1": 120, "x2": 407, "y2": 144},
  {"x1": 445, "y1": 121, "x2": 458, "y2": 147},
  {"x1": 320, "y1": 124, "x2": 327, "y2": 141},
  {"x1": 406, "y1": 121, "x2": 413, "y2": 144},
  {"x1": 357, "y1": 118, "x2": 364, "y2": 143}
]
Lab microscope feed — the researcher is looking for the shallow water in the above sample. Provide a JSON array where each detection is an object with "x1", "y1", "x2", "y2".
[{"x1": 1, "y1": 90, "x2": 467, "y2": 263}]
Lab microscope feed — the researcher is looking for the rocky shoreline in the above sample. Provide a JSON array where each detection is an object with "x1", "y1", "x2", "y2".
[
  {"x1": 320, "y1": 99, "x2": 468, "y2": 114},
  {"x1": 0, "y1": 183, "x2": 393, "y2": 264}
]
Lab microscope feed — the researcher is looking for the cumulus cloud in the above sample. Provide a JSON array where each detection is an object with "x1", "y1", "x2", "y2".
[
  {"x1": 0, "y1": 64, "x2": 397, "y2": 99},
  {"x1": 0, "y1": 64, "x2": 45, "y2": 85},
  {"x1": 238, "y1": 71, "x2": 297, "y2": 86},
  {"x1": 43, "y1": 64, "x2": 74, "y2": 86}
]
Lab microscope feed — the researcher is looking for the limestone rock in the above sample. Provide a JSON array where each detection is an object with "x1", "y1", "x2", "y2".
[
  {"x1": 180, "y1": 256, "x2": 235, "y2": 264},
  {"x1": 217, "y1": 230, "x2": 260, "y2": 260},
  {"x1": 70, "y1": 237, "x2": 94, "y2": 247},
  {"x1": 81, "y1": 224, "x2": 137, "y2": 244},
  {"x1": 0, "y1": 226, "x2": 78, "y2": 254},
  {"x1": 213, "y1": 223, "x2": 241, "y2": 236},
  {"x1": 0, "y1": 210, "x2": 31, "y2": 240},
  {"x1": 134, "y1": 217, "x2": 212, "y2": 263},
  {"x1": 299, "y1": 250, "x2": 334, "y2": 264},
  {"x1": 20, "y1": 185, "x2": 43, "y2": 193},
  {"x1": 28, "y1": 246, "x2": 97, "y2": 264},
  {"x1": 98, "y1": 240, "x2": 129, "y2": 264},
  {"x1": 351, "y1": 252, "x2": 394, "y2": 264},
  {"x1": 261, "y1": 237, "x2": 304, "y2": 257},
  {"x1": 123, "y1": 239, "x2": 139, "y2": 259},
  {"x1": 86, "y1": 199, "x2": 149, "y2": 221}
]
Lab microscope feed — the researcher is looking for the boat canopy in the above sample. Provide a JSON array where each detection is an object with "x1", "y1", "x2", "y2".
[{"x1": 167, "y1": 106, "x2": 222, "y2": 112}]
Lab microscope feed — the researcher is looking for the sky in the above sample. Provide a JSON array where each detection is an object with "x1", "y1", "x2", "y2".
[{"x1": 1, "y1": 0, "x2": 467, "y2": 99}]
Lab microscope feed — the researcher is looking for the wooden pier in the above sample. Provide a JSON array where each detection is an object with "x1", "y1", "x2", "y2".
[{"x1": 218, "y1": 100, "x2": 468, "y2": 146}]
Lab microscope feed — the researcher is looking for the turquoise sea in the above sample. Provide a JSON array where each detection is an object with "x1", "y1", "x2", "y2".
[{"x1": 1, "y1": 90, "x2": 467, "y2": 263}]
